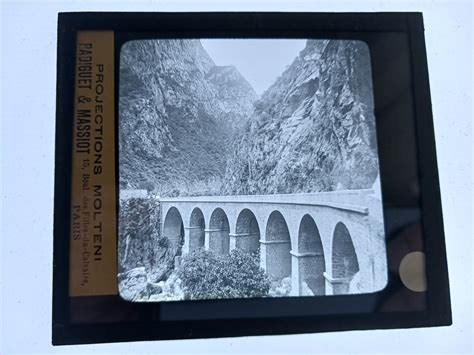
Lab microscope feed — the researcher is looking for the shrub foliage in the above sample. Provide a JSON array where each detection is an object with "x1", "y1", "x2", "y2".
[
  {"x1": 118, "y1": 198, "x2": 177, "y2": 281},
  {"x1": 177, "y1": 249, "x2": 271, "y2": 299}
]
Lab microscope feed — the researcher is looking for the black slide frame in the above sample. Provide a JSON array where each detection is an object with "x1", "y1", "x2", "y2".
[{"x1": 53, "y1": 12, "x2": 451, "y2": 345}]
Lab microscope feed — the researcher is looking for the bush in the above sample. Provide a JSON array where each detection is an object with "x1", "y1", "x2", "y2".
[
  {"x1": 176, "y1": 249, "x2": 270, "y2": 299},
  {"x1": 118, "y1": 197, "x2": 177, "y2": 278},
  {"x1": 118, "y1": 197, "x2": 161, "y2": 272}
]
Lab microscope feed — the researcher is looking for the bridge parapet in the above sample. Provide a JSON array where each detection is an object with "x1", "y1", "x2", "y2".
[{"x1": 158, "y1": 189, "x2": 376, "y2": 214}]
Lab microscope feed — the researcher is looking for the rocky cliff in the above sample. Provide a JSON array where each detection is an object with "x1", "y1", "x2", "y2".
[
  {"x1": 119, "y1": 39, "x2": 257, "y2": 196},
  {"x1": 223, "y1": 40, "x2": 379, "y2": 194}
]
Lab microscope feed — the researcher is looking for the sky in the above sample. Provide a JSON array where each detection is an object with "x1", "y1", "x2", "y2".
[{"x1": 201, "y1": 39, "x2": 306, "y2": 96}]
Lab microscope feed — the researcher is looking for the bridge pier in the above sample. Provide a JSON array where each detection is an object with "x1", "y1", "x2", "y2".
[
  {"x1": 183, "y1": 226, "x2": 204, "y2": 254},
  {"x1": 290, "y1": 251, "x2": 326, "y2": 296},
  {"x1": 205, "y1": 228, "x2": 230, "y2": 255},
  {"x1": 229, "y1": 233, "x2": 260, "y2": 253},
  {"x1": 323, "y1": 272, "x2": 354, "y2": 295},
  {"x1": 259, "y1": 239, "x2": 291, "y2": 279}
]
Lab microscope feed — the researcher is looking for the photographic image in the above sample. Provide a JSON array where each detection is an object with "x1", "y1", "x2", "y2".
[{"x1": 117, "y1": 38, "x2": 387, "y2": 302}]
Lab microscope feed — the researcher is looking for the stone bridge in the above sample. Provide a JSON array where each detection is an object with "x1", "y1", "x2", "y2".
[{"x1": 158, "y1": 189, "x2": 387, "y2": 296}]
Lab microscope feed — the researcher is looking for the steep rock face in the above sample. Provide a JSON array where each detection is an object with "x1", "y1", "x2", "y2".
[
  {"x1": 205, "y1": 65, "x2": 257, "y2": 127},
  {"x1": 119, "y1": 40, "x2": 257, "y2": 195},
  {"x1": 223, "y1": 40, "x2": 379, "y2": 194}
]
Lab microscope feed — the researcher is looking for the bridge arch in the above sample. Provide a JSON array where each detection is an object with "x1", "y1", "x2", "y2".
[
  {"x1": 331, "y1": 222, "x2": 359, "y2": 294},
  {"x1": 262, "y1": 210, "x2": 291, "y2": 280},
  {"x1": 208, "y1": 208, "x2": 230, "y2": 255},
  {"x1": 186, "y1": 207, "x2": 205, "y2": 252},
  {"x1": 163, "y1": 206, "x2": 184, "y2": 254},
  {"x1": 295, "y1": 214, "x2": 326, "y2": 295},
  {"x1": 233, "y1": 209, "x2": 260, "y2": 253}
]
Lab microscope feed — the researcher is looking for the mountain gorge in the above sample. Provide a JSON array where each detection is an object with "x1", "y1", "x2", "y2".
[
  {"x1": 222, "y1": 40, "x2": 379, "y2": 194},
  {"x1": 119, "y1": 39, "x2": 380, "y2": 197},
  {"x1": 119, "y1": 39, "x2": 257, "y2": 195}
]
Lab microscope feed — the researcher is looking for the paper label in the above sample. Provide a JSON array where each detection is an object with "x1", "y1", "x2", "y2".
[{"x1": 69, "y1": 31, "x2": 117, "y2": 296}]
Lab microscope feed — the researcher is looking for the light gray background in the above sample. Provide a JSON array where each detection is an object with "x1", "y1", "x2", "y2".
[{"x1": 0, "y1": 0, "x2": 472, "y2": 354}]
